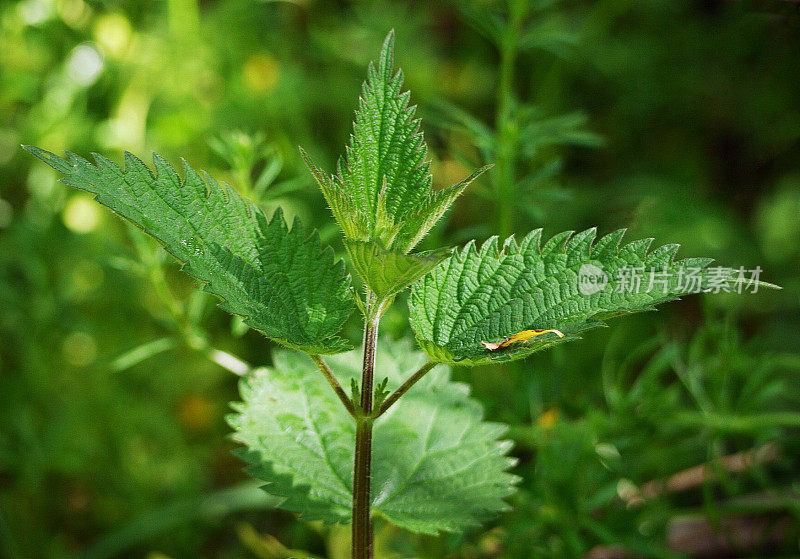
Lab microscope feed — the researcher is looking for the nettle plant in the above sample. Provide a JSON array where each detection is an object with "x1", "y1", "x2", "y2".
[{"x1": 27, "y1": 32, "x2": 756, "y2": 558}]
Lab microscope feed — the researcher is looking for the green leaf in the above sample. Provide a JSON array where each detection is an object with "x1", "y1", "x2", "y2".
[
  {"x1": 345, "y1": 240, "x2": 450, "y2": 304},
  {"x1": 300, "y1": 31, "x2": 489, "y2": 252},
  {"x1": 25, "y1": 146, "x2": 355, "y2": 354},
  {"x1": 228, "y1": 339, "x2": 518, "y2": 533},
  {"x1": 409, "y1": 228, "x2": 744, "y2": 365}
]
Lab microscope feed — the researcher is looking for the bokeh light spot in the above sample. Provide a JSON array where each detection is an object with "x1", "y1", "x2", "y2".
[
  {"x1": 58, "y1": 0, "x2": 92, "y2": 29},
  {"x1": 435, "y1": 158, "x2": 470, "y2": 188},
  {"x1": 242, "y1": 53, "x2": 280, "y2": 92},
  {"x1": 70, "y1": 259, "x2": 105, "y2": 297},
  {"x1": 62, "y1": 331, "x2": 98, "y2": 367},
  {"x1": 93, "y1": 13, "x2": 132, "y2": 58},
  {"x1": 178, "y1": 394, "x2": 215, "y2": 431},
  {"x1": 18, "y1": 0, "x2": 52, "y2": 25},
  {"x1": 27, "y1": 166, "x2": 57, "y2": 198},
  {"x1": 537, "y1": 408, "x2": 559, "y2": 428},
  {"x1": 63, "y1": 194, "x2": 101, "y2": 233},
  {"x1": 67, "y1": 43, "x2": 104, "y2": 86},
  {"x1": 0, "y1": 129, "x2": 21, "y2": 165}
]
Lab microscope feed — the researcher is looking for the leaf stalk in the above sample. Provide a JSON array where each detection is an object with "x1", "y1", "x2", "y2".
[
  {"x1": 308, "y1": 354, "x2": 356, "y2": 417},
  {"x1": 375, "y1": 361, "x2": 438, "y2": 418}
]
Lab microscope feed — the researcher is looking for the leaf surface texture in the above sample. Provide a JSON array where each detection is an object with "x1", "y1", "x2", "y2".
[
  {"x1": 301, "y1": 32, "x2": 489, "y2": 252},
  {"x1": 26, "y1": 146, "x2": 355, "y2": 354},
  {"x1": 409, "y1": 228, "x2": 725, "y2": 365},
  {"x1": 229, "y1": 340, "x2": 518, "y2": 532}
]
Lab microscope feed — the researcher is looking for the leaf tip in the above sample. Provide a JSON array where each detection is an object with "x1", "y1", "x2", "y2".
[
  {"x1": 23, "y1": 145, "x2": 75, "y2": 174},
  {"x1": 379, "y1": 30, "x2": 395, "y2": 74}
]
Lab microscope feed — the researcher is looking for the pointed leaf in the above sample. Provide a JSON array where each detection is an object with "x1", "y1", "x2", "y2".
[
  {"x1": 393, "y1": 164, "x2": 492, "y2": 253},
  {"x1": 25, "y1": 146, "x2": 356, "y2": 354},
  {"x1": 299, "y1": 147, "x2": 368, "y2": 241},
  {"x1": 300, "y1": 32, "x2": 487, "y2": 252},
  {"x1": 409, "y1": 228, "x2": 752, "y2": 365}
]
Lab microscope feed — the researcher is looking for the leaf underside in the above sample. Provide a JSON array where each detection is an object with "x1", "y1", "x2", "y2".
[
  {"x1": 301, "y1": 31, "x2": 489, "y2": 253},
  {"x1": 228, "y1": 339, "x2": 519, "y2": 533},
  {"x1": 25, "y1": 146, "x2": 355, "y2": 354},
  {"x1": 409, "y1": 227, "x2": 728, "y2": 365}
]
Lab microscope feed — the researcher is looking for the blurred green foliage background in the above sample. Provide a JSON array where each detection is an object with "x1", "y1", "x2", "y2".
[{"x1": 1, "y1": 0, "x2": 799, "y2": 557}]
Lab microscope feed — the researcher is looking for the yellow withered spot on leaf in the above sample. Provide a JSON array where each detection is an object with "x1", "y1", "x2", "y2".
[{"x1": 481, "y1": 329, "x2": 564, "y2": 351}]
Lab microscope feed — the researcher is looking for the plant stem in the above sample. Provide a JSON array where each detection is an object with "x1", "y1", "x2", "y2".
[
  {"x1": 494, "y1": 0, "x2": 525, "y2": 238},
  {"x1": 375, "y1": 361, "x2": 437, "y2": 418},
  {"x1": 309, "y1": 354, "x2": 356, "y2": 417},
  {"x1": 351, "y1": 418, "x2": 373, "y2": 559},
  {"x1": 352, "y1": 292, "x2": 380, "y2": 559}
]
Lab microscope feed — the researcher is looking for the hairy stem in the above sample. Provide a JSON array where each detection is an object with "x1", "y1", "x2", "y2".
[
  {"x1": 309, "y1": 354, "x2": 356, "y2": 417},
  {"x1": 375, "y1": 361, "x2": 437, "y2": 418},
  {"x1": 352, "y1": 292, "x2": 380, "y2": 559}
]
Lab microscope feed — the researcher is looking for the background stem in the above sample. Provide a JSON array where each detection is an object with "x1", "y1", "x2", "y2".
[
  {"x1": 352, "y1": 292, "x2": 380, "y2": 559},
  {"x1": 494, "y1": 1, "x2": 525, "y2": 238}
]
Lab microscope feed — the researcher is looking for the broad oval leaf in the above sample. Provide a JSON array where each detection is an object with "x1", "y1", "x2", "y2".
[
  {"x1": 409, "y1": 228, "x2": 736, "y2": 365},
  {"x1": 228, "y1": 339, "x2": 519, "y2": 533},
  {"x1": 25, "y1": 146, "x2": 356, "y2": 354}
]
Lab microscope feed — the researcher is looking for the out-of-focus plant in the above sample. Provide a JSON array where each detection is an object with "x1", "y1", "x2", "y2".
[
  {"x1": 438, "y1": 0, "x2": 602, "y2": 237},
  {"x1": 209, "y1": 131, "x2": 310, "y2": 205},
  {"x1": 504, "y1": 316, "x2": 800, "y2": 556}
]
